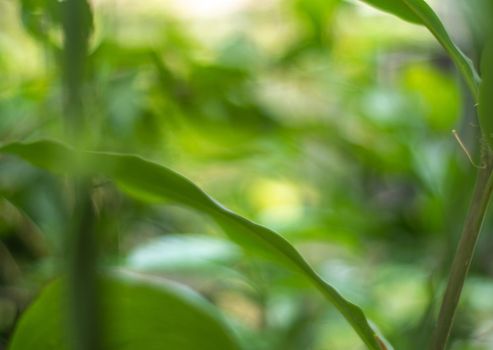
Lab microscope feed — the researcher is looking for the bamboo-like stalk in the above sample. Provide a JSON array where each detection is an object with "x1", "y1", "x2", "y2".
[
  {"x1": 61, "y1": 1, "x2": 101, "y2": 350},
  {"x1": 66, "y1": 180, "x2": 101, "y2": 350},
  {"x1": 430, "y1": 154, "x2": 493, "y2": 349}
]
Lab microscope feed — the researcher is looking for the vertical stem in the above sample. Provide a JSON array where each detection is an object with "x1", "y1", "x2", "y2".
[
  {"x1": 430, "y1": 157, "x2": 493, "y2": 349},
  {"x1": 61, "y1": 0, "x2": 100, "y2": 350},
  {"x1": 62, "y1": 0, "x2": 92, "y2": 134},
  {"x1": 67, "y1": 179, "x2": 101, "y2": 350}
]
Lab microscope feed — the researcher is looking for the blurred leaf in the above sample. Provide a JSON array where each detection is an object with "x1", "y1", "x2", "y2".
[
  {"x1": 19, "y1": 0, "x2": 93, "y2": 52},
  {"x1": 20, "y1": 0, "x2": 62, "y2": 46},
  {"x1": 479, "y1": 40, "x2": 493, "y2": 148},
  {"x1": 358, "y1": 0, "x2": 480, "y2": 100},
  {"x1": 8, "y1": 273, "x2": 241, "y2": 350},
  {"x1": 1, "y1": 140, "x2": 387, "y2": 350},
  {"x1": 126, "y1": 234, "x2": 240, "y2": 271}
]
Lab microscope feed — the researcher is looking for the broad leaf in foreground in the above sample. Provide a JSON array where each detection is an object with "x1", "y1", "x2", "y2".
[
  {"x1": 359, "y1": 0, "x2": 480, "y2": 100},
  {"x1": 9, "y1": 273, "x2": 241, "y2": 350},
  {"x1": 1, "y1": 140, "x2": 388, "y2": 350}
]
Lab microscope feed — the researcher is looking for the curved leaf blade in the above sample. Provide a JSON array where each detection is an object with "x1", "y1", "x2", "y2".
[
  {"x1": 358, "y1": 0, "x2": 480, "y2": 100},
  {"x1": 2, "y1": 140, "x2": 387, "y2": 350},
  {"x1": 9, "y1": 273, "x2": 241, "y2": 350},
  {"x1": 359, "y1": 0, "x2": 421, "y2": 23}
]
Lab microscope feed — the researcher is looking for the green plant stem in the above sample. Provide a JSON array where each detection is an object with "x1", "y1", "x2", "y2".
[
  {"x1": 62, "y1": 0, "x2": 99, "y2": 349},
  {"x1": 67, "y1": 179, "x2": 101, "y2": 350},
  {"x1": 431, "y1": 156, "x2": 493, "y2": 350},
  {"x1": 62, "y1": 0, "x2": 91, "y2": 133}
]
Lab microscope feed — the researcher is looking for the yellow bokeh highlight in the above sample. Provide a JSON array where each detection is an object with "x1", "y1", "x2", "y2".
[{"x1": 248, "y1": 178, "x2": 304, "y2": 227}]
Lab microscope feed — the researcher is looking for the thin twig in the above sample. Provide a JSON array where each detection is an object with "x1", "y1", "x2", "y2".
[{"x1": 452, "y1": 130, "x2": 486, "y2": 169}]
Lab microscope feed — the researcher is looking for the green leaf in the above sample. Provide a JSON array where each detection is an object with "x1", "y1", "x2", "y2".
[
  {"x1": 359, "y1": 0, "x2": 420, "y2": 23},
  {"x1": 126, "y1": 234, "x2": 241, "y2": 271},
  {"x1": 479, "y1": 40, "x2": 493, "y2": 148},
  {"x1": 2, "y1": 140, "x2": 387, "y2": 350},
  {"x1": 19, "y1": 0, "x2": 93, "y2": 51},
  {"x1": 9, "y1": 273, "x2": 241, "y2": 350},
  {"x1": 359, "y1": 0, "x2": 480, "y2": 101},
  {"x1": 20, "y1": 0, "x2": 62, "y2": 45}
]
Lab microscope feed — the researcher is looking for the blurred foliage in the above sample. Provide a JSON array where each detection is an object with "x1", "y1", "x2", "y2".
[
  {"x1": 9, "y1": 273, "x2": 242, "y2": 350},
  {"x1": 1, "y1": 0, "x2": 493, "y2": 349}
]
